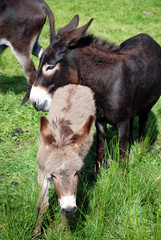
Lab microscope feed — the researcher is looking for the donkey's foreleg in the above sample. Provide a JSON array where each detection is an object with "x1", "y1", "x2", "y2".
[
  {"x1": 129, "y1": 118, "x2": 134, "y2": 144},
  {"x1": 139, "y1": 111, "x2": 149, "y2": 140},
  {"x1": 96, "y1": 122, "x2": 107, "y2": 173},
  {"x1": 118, "y1": 120, "x2": 130, "y2": 163},
  {"x1": 18, "y1": 57, "x2": 37, "y2": 105},
  {"x1": 34, "y1": 170, "x2": 51, "y2": 236},
  {"x1": 10, "y1": 46, "x2": 37, "y2": 104}
]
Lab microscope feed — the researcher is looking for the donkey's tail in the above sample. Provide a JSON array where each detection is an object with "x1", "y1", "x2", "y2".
[{"x1": 44, "y1": 1, "x2": 55, "y2": 44}]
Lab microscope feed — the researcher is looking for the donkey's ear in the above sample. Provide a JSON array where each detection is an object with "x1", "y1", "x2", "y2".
[
  {"x1": 70, "y1": 115, "x2": 95, "y2": 148},
  {"x1": 40, "y1": 116, "x2": 55, "y2": 146},
  {"x1": 58, "y1": 15, "x2": 79, "y2": 36},
  {"x1": 64, "y1": 18, "x2": 93, "y2": 47}
]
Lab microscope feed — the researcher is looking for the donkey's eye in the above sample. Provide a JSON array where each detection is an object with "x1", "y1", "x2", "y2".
[
  {"x1": 74, "y1": 171, "x2": 79, "y2": 177},
  {"x1": 51, "y1": 174, "x2": 57, "y2": 179},
  {"x1": 42, "y1": 63, "x2": 60, "y2": 76},
  {"x1": 46, "y1": 65, "x2": 55, "y2": 71}
]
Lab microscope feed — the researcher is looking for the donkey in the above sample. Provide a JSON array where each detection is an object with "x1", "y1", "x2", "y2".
[
  {"x1": 30, "y1": 15, "x2": 161, "y2": 171},
  {"x1": 34, "y1": 84, "x2": 95, "y2": 235},
  {"x1": 0, "y1": 0, "x2": 55, "y2": 104}
]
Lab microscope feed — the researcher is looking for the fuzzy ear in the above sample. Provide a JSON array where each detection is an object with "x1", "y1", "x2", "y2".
[
  {"x1": 40, "y1": 116, "x2": 55, "y2": 146},
  {"x1": 58, "y1": 15, "x2": 79, "y2": 36},
  {"x1": 64, "y1": 18, "x2": 94, "y2": 47},
  {"x1": 70, "y1": 115, "x2": 95, "y2": 148}
]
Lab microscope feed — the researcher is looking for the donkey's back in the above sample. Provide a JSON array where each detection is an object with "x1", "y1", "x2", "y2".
[{"x1": 48, "y1": 84, "x2": 96, "y2": 133}]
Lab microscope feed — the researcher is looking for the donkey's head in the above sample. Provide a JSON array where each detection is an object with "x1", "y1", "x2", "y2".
[
  {"x1": 30, "y1": 15, "x2": 93, "y2": 111},
  {"x1": 38, "y1": 114, "x2": 95, "y2": 214}
]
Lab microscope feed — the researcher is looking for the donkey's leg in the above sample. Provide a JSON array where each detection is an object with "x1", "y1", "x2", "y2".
[
  {"x1": 118, "y1": 120, "x2": 130, "y2": 162},
  {"x1": 34, "y1": 170, "x2": 51, "y2": 236},
  {"x1": 9, "y1": 46, "x2": 37, "y2": 104},
  {"x1": 19, "y1": 57, "x2": 37, "y2": 105},
  {"x1": 96, "y1": 122, "x2": 106, "y2": 172},
  {"x1": 10, "y1": 46, "x2": 37, "y2": 86},
  {"x1": 20, "y1": 57, "x2": 37, "y2": 105},
  {"x1": 129, "y1": 118, "x2": 134, "y2": 144},
  {"x1": 139, "y1": 111, "x2": 149, "y2": 140},
  {"x1": 23, "y1": 35, "x2": 45, "y2": 104}
]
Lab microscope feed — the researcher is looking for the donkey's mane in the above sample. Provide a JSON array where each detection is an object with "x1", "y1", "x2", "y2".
[
  {"x1": 52, "y1": 118, "x2": 73, "y2": 147},
  {"x1": 77, "y1": 34, "x2": 119, "y2": 52}
]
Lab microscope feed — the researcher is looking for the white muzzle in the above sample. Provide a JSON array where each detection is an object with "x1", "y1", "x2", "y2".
[
  {"x1": 29, "y1": 86, "x2": 52, "y2": 111},
  {"x1": 59, "y1": 195, "x2": 77, "y2": 215}
]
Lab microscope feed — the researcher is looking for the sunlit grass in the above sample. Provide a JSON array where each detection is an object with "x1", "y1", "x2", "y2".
[{"x1": 0, "y1": 0, "x2": 161, "y2": 239}]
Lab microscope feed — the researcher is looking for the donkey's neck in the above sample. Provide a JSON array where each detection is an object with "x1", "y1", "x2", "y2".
[{"x1": 73, "y1": 45, "x2": 120, "y2": 84}]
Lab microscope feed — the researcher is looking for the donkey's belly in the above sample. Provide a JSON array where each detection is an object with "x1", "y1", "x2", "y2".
[{"x1": 96, "y1": 102, "x2": 131, "y2": 125}]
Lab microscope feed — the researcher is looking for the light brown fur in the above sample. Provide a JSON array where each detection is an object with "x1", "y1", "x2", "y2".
[{"x1": 34, "y1": 84, "x2": 96, "y2": 236}]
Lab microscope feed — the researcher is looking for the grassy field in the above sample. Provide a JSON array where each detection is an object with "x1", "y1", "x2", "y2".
[{"x1": 0, "y1": 0, "x2": 161, "y2": 239}]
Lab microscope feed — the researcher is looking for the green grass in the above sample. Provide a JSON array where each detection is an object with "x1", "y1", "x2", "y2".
[{"x1": 0, "y1": 0, "x2": 161, "y2": 239}]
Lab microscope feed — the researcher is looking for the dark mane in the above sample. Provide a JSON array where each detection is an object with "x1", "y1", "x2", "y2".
[{"x1": 76, "y1": 34, "x2": 119, "y2": 52}]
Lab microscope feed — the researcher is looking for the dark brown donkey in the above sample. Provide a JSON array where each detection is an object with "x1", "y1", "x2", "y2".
[
  {"x1": 34, "y1": 84, "x2": 95, "y2": 235},
  {"x1": 0, "y1": 0, "x2": 55, "y2": 103},
  {"x1": 30, "y1": 15, "x2": 161, "y2": 171}
]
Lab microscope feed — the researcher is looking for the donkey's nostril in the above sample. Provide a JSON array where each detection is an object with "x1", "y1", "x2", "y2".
[
  {"x1": 73, "y1": 206, "x2": 77, "y2": 213},
  {"x1": 33, "y1": 101, "x2": 37, "y2": 108},
  {"x1": 33, "y1": 101, "x2": 40, "y2": 111},
  {"x1": 62, "y1": 206, "x2": 77, "y2": 215}
]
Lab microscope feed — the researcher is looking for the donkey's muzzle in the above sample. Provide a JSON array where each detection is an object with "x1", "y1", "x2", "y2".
[
  {"x1": 29, "y1": 85, "x2": 52, "y2": 112},
  {"x1": 59, "y1": 195, "x2": 77, "y2": 215},
  {"x1": 61, "y1": 206, "x2": 78, "y2": 215}
]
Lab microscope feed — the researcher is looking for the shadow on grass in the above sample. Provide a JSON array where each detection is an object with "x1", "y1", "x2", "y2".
[
  {"x1": 0, "y1": 74, "x2": 27, "y2": 94},
  {"x1": 158, "y1": 107, "x2": 161, "y2": 117}
]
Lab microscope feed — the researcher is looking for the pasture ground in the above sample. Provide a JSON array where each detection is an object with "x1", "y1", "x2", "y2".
[{"x1": 0, "y1": 0, "x2": 161, "y2": 239}]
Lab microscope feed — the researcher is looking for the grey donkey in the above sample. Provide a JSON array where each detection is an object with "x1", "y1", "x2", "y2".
[{"x1": 34, "y1": 84, "x2": 96, "y2": 235}]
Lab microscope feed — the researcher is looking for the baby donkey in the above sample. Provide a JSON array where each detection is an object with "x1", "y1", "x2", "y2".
[{"x1": 34, "y1": 84, "x2": 96, "y2": 235}]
